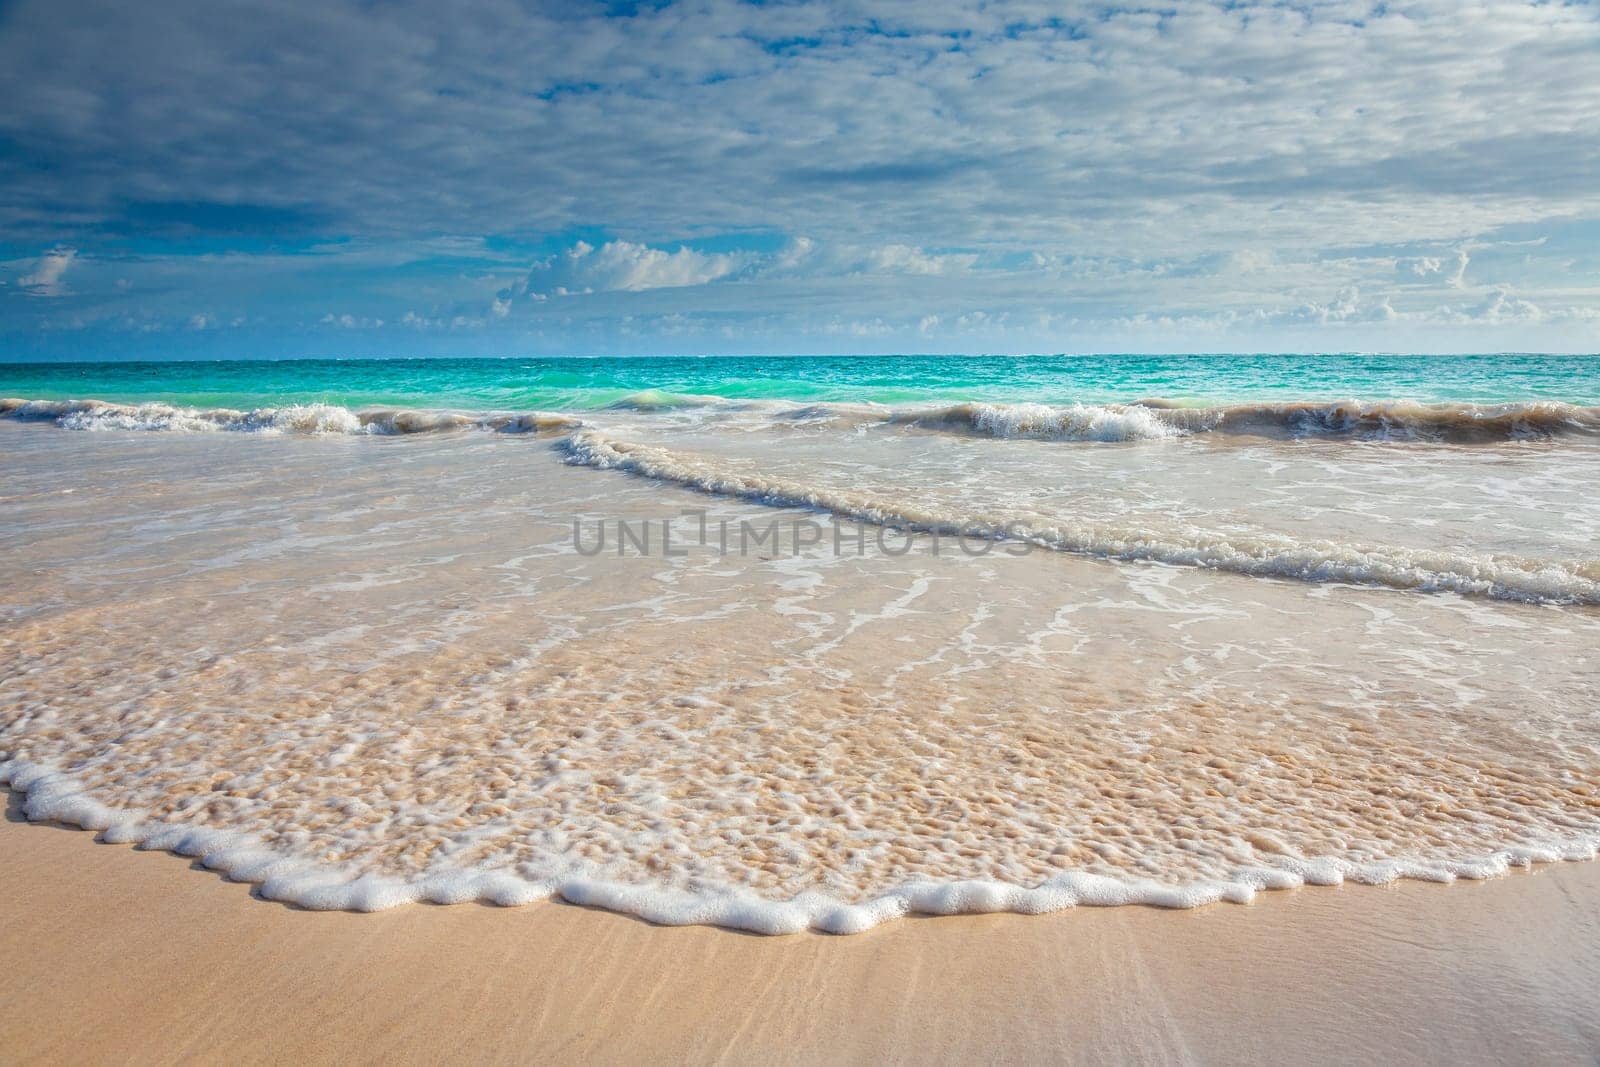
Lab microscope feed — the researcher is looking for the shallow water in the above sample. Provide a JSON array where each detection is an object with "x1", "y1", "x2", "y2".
[{"x1": 2, "y1": 356, "x2": 1599, "y2": 932}]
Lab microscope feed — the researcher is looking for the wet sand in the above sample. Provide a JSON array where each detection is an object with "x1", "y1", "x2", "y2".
[{"x1": 2, "y1": 803, "x2": 1597, "y2": 1065}]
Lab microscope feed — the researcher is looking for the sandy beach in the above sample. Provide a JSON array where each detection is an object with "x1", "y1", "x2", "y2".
[{"x1": 4, "y1": 803, "x2": 1598, "y2": 1065}]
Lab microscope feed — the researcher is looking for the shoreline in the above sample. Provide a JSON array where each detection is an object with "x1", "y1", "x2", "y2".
[
  {"x1": 4, "y1": 804, "x2": 1598, "y2": 1064},
  {"x1": 8, "y1": 762, "x2": 1600, "y2": 934}
]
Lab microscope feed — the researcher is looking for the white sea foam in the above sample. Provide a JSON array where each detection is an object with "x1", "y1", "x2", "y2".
[
  {"x1": 561, "y1": 429, "x2": 1600, "y2": 605},
  {"x1": 883, "y1": 398, "x2": 1600, "y2": 442},
  {"x1": 6, "y1": 758, "x2": 1595, "y2": 934},
  {"x1": 903, "y1": 401, "x2": 1182, "y2": 441},
  {"x1": 9, "y1": 394, "x2": 1600, "y2": 444},
  {"x1": 0, "y1": 398, "x2": 580, "y2": 436}
]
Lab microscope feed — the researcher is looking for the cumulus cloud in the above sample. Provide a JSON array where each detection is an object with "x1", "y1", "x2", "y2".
[
  {"x1": 321, "y1": 312, "x2": 385, "y2": 329},
  {"x1": 17, "y1": 247, "x2": 76, "y2": 296},
  {"x1": 1401, "y1": 257, "x2": 1444, "y2": 278},
  {"x1": 401, "y1": 309, "x2": 490, "y2": 331},
  {"x1": 510, "y1": 240, "x2": 748, "y2": 301},
  {"x1": 1280, "y1": 288, "x2": 1373, "y2": 326},
  {"x1": 857, "y1": 244, "x2": 977, "y2": 276},
  {"x1": 499, "y1": 236, "x2": 984, "y2": 310},
  {"x1": 1460, "y1": 289, "x2": 1543, "y2": 325}
]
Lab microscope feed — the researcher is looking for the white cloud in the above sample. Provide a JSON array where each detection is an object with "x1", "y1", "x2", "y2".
[
  {"x1": 858, "y1": 244, "x2": 977, "y2": 276},
  {"x1": 17, "y1": 248, "x2": 76, "y2": 296},
  {"x1": 511, "y1": 240, "x2": 747, "y2": 302},
  {"x1": 770, "y1": 236, "x2": 817, "y2": 272},
  {"x1": 400, "y1": 308, "x2": 488, "y2": 331},
  {"x1": 1402, "y1": 256, "x2": 1443, "y2": 278},
  {"x1": 321, "y1": 312, "x2": 385, "y2": 329},
  {"x1": 500, "y1": 236, "x2": 982, "y2": 311},
  {"x1": 1462, "y1": 288, "x2": 1543, "y2": 325}
]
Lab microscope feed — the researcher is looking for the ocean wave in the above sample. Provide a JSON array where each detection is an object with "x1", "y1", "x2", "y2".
[
  {"x1": 562, "y1": 429, "x2": 1600, "y2": 606},
  {"x1": 4, "y1": 757, "x2": 1595, "y2": 933},
  {"x1": 1151, "y1": 397, "x2": 1600, "y2": 441},
  {"x1": 9, "y1": 394, "x2": 1599, "y2": 444},
  {"x1": 897, "y1": 401, "x2": 1181, "y2": 441},
  {"x1": 0, "y1": 398, "x2": 582, "y2": 436},
  {"x1": 888, "y1": 398, "x2": 1600, "y2": 443}
]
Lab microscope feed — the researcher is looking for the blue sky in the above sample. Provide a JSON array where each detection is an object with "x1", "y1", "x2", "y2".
[{"x1": 2, "y1": 0, "x2": 1598, "y2": 358}]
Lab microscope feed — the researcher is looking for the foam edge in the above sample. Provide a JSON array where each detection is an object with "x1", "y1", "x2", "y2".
[{"x1": 4, "y1": 757, "x2": 1596, "y2": 936}]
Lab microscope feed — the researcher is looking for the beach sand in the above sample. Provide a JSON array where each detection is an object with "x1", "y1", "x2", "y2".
[{"x1": 3, "y1": 801, "x2": 1597, "y2": 1065}]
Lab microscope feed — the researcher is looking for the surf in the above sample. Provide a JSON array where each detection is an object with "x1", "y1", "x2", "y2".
[{"x1": 560, "y1": 428, "x2": 1600, "y2": 606}]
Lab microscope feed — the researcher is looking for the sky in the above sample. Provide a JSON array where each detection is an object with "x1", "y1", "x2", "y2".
[{"x1": 2, "y1": 0, "x2": 1598, "y2": 359}]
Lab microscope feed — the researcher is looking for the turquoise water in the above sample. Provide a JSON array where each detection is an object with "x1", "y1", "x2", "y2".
[{"x1": 2, "y1": 354, "x2": 1598, "y2": 411}]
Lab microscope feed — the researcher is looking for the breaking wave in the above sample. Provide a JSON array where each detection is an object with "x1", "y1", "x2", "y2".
[
  {"x1": 562, "y1": 429, "x2": 1600, "y2": 606},
  {"x1": 8, "y1": 394, "x2": 1600, "y2": 445},
  {"x1": 896, "y1": 401, "x2": 1182, "y2": 441},
  {"x1": 887, "y1": 398, "x2": 1600, "y2": 443},
  {"x1": 0, "y1": 398, "x2": 581, "y2": 436}
]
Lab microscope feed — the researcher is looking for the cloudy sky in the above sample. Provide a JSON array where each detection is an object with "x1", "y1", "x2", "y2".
[{"x1": 2, "y1": 0, "x2": 1598, "y2": 358}]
